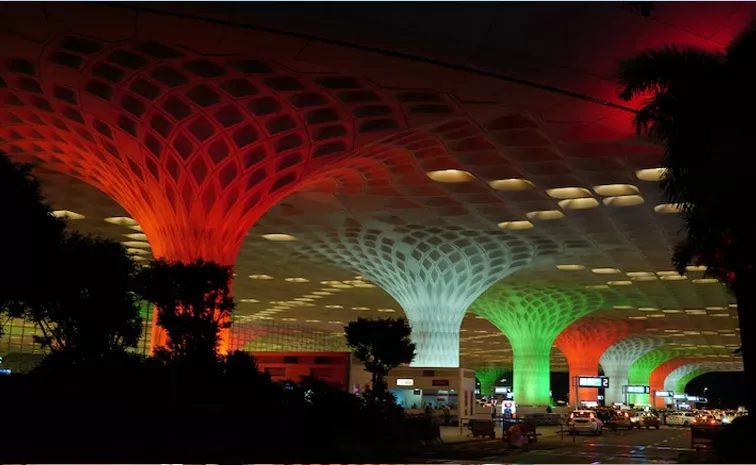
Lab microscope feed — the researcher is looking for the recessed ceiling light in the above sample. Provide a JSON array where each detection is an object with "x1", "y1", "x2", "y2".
[
  {"x1": 662, "y1": 309, "x2": 683, "y2": 313},
  {"x1": 377, "y1": 308, "x2": 396, "y2": 313},
  {"x1": 305, "y1": 319, "x2": 321, "y2": 323},
  {"x1": 592, "y1": 268, "x2": 621, "y2": 275},
  {"x1": 249, "y1": 274, "x2": 274, "y2": 280},
  {"x1": 629, "y1": 316, "x2": 647, "y2": 320},
  {"x1": 122, "y1": 241, "x2": 151, "y2": 249},
  {"x1": 294, "y1": 297, "x2": 314, "y2": 302},
  {"x1": 123, "y1": 233, "x2": 148, "y2": 241},
  {"x1": 636, "y1": 168, "x2": 667, "y2": 182},
  {"x1": 638, "y1": 307, "x2": 658, "y2": 312},
  {"x1": 328, "y1": 320, "x2": 343, "y2": 324},
  {"x1": 558, "y1": 198, "x2": 599, "y2": 210},
  {"x1": 654, "y1": 204, "x2": 682, "y2": 214},
  {"x1": 630, "y1": 276, "x2": 658, "y2": 282},
  {"x1": 684, "y1": 310, "x2": 707, "y2": 315},
  {"x1": 546, "y1": 187, "x2": 592, "y2": 199},
  {"x1": 556, "y1": 264, "x2": 585, "y2": 271},
  {"x1": 282, "y1": 318, "x2": 297, "y2": 321},
  {"x1": 261, "y1": 233, "x2": 298, "y2": 242},
  {"x1": 132, "y1": 256, "x2": 148, "y2": 261},
  {"x1": 330, "y1": 283, "x2": 353, "y2": 289},
  {"x1": 706, "y1": 306, "x2": 727, "y2": 311},
  {"x1": 660, "y1": 275, "x2": 687, "y2": 281},
  {"x1": 126, "y1": 248, "x2": 150, "y2": 255},
  {"x1": 285, "y1": 277, "x2": 309, "y2": 283},
  {"x1": 325, "y1": 304, "x2": 343, "y2": 309},
  {"x1": 648, "y1": 314, "x2": 666, "y2": 318},
  {"x1": 353, "y1": 282, "x2": 377, "y2": 288},
  {"x1": 311, "y1": 291, "x2": 333, "y2": 296},
  {"x1": 613, "y1": 305, "x2": 634, "y2": 310},
  {"x1": 686, "y1": 265, "x2": 707, "y2": 272},
  {"x1": 320, "y1": 281, "x2": 341, "y2": 286},
  {"x1": 585, "y1": 284, "x2": 610, "y2": 290},
  {"x1": 352, "y1": 306, "x2": 370, "y2": 311},
  {"x1": 488, "y1": 178, "x2": 534, "y2": 191},
  {"x1": 497, "y1": 220, "x2": 534, "y2": 230},
  {"x1": 526, "y1": 210, "x2": 565, "y2": 220},
  {"x1": 607, "y1": 280, "x2": 632, "y2": 286},
  {"x1": 729, "y1": 303, "x2": 738, "y2": 308},
  {"x1": 426, "y1": 169, "x2": 475, "y2": 183},
  {"x1": 593, "y1": 184, "x2": 640, "y2": 197},
  {"x1": 692, "y1": 278, "x2": 719, "y2": 284},
  {"x1": 626, "y1": 271, "x2": 654, "y2": 278},
  {"x1": 129, "y1": 225, "x2": 143, "y2": 232},
  {"x1": 602, "y1": 195, "x2": 645, "y2": 207},
  {"x1": 52, "y1": 210, "x2": 85, "y2": 220},
  {"x1": 238, "y1": 298, "x2": 259, "y2": 303},
  {"x1": 105, "y1": 217, "x2": 138, "y2": 226}
]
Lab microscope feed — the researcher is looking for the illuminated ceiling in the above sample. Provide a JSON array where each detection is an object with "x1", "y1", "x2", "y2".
[{"x1": 0, "y1": 3, "x2": 744, "y2": 373}]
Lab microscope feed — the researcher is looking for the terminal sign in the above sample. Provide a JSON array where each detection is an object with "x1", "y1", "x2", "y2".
[
  {"x1": 625, "y1": 385, "x2": 650, "y2": 394},
  {"x1": 655, "y1": 390, "x2": 674, "y2": 398},
  {"x1": 396, "y1": 378, "x2": 414, "y2": 386},
  {"x1": 578, "y1": 376, "x2": 609, "y2": 388},
  {"x1": 674, "y1": 394, "x2": 688, "y2": 400}
]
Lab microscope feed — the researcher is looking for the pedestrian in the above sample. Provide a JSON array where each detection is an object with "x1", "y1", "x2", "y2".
[
  {"x1": 546, "y1": 405, "x2": 552, "y2": 414},
  {"x1": 442, "y1": 404, "x2": 451, "y2": 426}
]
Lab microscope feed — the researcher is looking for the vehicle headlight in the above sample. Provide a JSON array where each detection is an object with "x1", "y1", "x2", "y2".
[{"x1": 722, "y1": 418, "x2": 731, "y2": 424}]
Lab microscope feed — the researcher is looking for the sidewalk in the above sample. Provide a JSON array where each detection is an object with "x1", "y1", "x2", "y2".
[{"x1": 440, "y1": 424, "x2": 566, "y2": 444}]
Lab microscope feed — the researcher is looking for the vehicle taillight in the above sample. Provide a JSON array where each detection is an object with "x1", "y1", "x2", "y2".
[
  {"x1": 710, "y1": 420, "x2": 716, "y2": 424},
  {"x1": 590, "y1": 413, "x2": 595, "y2": 419},
  {"x1": 624, "y1": 412, "x2": 629, "y2": 418},
  {"x1": 570, "y1": 413, "x2": 574, "y2": 419}
]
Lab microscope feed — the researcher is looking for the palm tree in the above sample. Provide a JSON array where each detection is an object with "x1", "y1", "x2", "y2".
[{"x1": 617, "y1": 22, "x2": 756, "y2": 414}]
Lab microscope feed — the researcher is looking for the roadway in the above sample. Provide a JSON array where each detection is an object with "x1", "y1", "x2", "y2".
[{"x1": 409, "y1": 425, "x2": 694, "y2": 464}]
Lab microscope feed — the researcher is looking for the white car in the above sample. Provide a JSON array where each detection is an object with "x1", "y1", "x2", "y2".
[
  {"x1": 567, "y1": 410, "x2": 603, "y2": 436},
  {"x1": 666, "y1": 411, "x2": 696, "y2": 426}
]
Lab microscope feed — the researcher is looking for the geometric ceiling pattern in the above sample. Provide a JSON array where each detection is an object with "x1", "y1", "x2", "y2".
[{"x1": 0, "y1": 3, "x2": 746, "y2": 400}]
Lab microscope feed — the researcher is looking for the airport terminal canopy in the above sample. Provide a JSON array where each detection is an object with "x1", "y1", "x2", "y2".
[{"x1": 0, "y1": 2, "x2": 745, "y2": 382}]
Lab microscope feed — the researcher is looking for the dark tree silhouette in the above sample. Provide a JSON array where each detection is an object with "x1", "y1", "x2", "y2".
[
  {"x1": 618, "y1": 21, "x2": 756, "y2": 415},
  {"x1": 24, "y1": 231, "x2": 143, "y2": 361},
  {"x1": 137, "y1": 258, "x2": 234, "y2": 367},
  {"x1": 345, "y1": 317, "x2": 416, "y2": 393},
  {"x1": 0, "y1": 152, "x2": 65, "y2": 338}
]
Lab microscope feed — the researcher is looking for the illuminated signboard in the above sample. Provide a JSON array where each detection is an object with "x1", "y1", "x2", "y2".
[
  {"x1": 396, "y1": 378, "x2": 414, "y2": 386},
  {"x1": 686, "y1": 395, "x2": 708, "y2": 403},
  {"x1": 578, "y1": 376, "x2": 609, "y2": 388},
  {"x1": 625, "y1": 385, "x2": 650, "y2": 394},
  {"x1": 0, "y1": 368, "x2": 10, "y2": 375},
  {"x1": 494, "y1": 386, "x2": 511, "y2": 394},
  {"x1": 674, "y1": 394, "x2": 688, "y2": 400},
  {"x1": 655, "y1": 390, "x2": 674, "y2": 398}
]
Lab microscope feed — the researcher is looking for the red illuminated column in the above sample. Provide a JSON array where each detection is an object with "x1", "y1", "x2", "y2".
[
  {"x1": 649, "y1": 358, "x2": 695, "y2": 408},
  {"x1": 555, "y1": 318, "x2": 646, "y2": 407}
]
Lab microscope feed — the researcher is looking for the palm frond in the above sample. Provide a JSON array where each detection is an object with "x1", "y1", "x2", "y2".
[{"x1": 618, "y1": 44, "x2": 721, "y2": 101}]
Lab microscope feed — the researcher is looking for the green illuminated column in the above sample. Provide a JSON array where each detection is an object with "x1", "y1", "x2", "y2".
[
  {"x1": 476, "y1": 365, "x2": 509, "y2": 396},
  {"x1": 627, "y1": 349, "x2": 683, "y2": 405},
  {"x1": 674, "y1": 368, "x2": 710, "y2": 394},
  {"x1": 471, "y1": 285, "x2": 605, "y2": 406}
]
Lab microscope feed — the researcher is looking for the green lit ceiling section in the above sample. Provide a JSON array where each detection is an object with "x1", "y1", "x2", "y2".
[
  {"x1": 628, "y1": 348, "x2": 685, "y2": 404},
  {"x1": 476, "y1": 365, "x2": 509, "y2": 396},
  {"x1": 675, "y1": 368, "x2": 710, "y2": 394},
  {"x1": 471, "y1": 284, "x2": 605, "y2": 406}
]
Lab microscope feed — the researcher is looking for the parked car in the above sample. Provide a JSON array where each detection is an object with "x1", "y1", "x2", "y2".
[
  {"x1": 567, "y1": 410, "x2": 603, "y2": 436},
  {"x1": 693, "y1": 414, "x2": 721, "y2": 425},
  {"x1": 666, "y1": 411, "x2": 697, "y2": 426},
  {"x1": 604, "y1": 410, "x2": 634, "y2": 430},
  {"x1": 636, "y1": 412, "x2": 661, "y2": 429}
]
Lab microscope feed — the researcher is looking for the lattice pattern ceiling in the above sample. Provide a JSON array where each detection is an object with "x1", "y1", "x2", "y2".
[{"x1": 0, "y1": 3, "x2": 744, "y2": 377}]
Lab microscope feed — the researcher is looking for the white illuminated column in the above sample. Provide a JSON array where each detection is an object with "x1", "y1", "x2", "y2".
[
  {"x1": 600, "y1": 337, "x2": 663, "y2": 405},
  {"x1": 665, "y1": 364, "x2": 707, "y2": 393},
  {"x1": 296, "y1": 222, "x2": 553, "y2": 367}
]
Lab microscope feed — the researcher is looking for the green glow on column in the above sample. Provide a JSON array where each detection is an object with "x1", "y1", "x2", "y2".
[
  {"x1": 476, "y1": 366, "x2": 509, "y2": 396},
  {"x1": 471, "y1": 284, "x2": 605, "y2": 406},
  {"x1": 627, "y1": 349, "x2": 682, "y2": 404},
  {"x1": 675, "y1": 368, "x2": 710, "y2": 394}
]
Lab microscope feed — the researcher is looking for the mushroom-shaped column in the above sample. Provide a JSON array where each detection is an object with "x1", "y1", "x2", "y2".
[
  {"x1": 299, "y1": 224, "x2": 550, "y2": 367},
  {"x1": 649, "y1": 358, "x2": 702, "y2": 407},
  {"x1": 0, "y1": 35, "x2": 412, "y2": 353},
  {"x1": 471, "y1": 285, "x2": 605, "y2": 407},
  {"x1": 555, "y1": 318, "x2": 644, "y2": 406},
  {"x1": 627, "y1": 348, "x2": 685, "y2": 405},
  {"x1": 476, "y1": 365, "x2": 510, "y2": 397},
  {"x1": 673, "y1": 367, "x2": 711, "y2": 394},
  {"x1": 600, "y1": 337, "x2": 663, "y2": 405}
]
